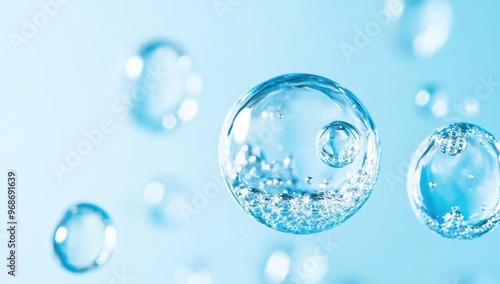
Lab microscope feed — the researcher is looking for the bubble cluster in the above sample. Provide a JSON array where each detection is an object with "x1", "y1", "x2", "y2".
[
  {"x1": 53, "y1": 203, "x2": 116, "y2": 273},
  {"x1": 433, "y1": 122, "x2": 470, "y2": 156},
  {"x1": 126, "y1": 40, "x2": 202, "y2": 132},
  {"x1": 219, "y1": 74, "x2": 380, "y2": 234},
  {"x1": 407, "y1": 123, "x2": 500, "y2": 239},
  {"x1": 414, "y1": 85, "x2": 449, "y2": 118}
]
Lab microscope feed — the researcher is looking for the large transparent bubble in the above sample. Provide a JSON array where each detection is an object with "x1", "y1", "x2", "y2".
[
  {"x1": 407, "y1": 123, "x2": 500, "y2": 239},
  {"x1": 219, "y1": 74, "x2": 380, "y2": 234}
]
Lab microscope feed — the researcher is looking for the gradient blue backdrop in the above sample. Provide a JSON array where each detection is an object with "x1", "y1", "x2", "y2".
[{"x1": 1, "y1": 0, "x2": 500, "y2": 283}]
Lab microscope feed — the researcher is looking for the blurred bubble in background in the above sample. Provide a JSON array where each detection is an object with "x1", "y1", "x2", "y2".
[
  {"x1": 414, "y1": 84, "x2": 450, "y2": 119},
  {"x1": 125, "y1": 40, "x2": 203, "y2": 132},
  {"x1": 142, "y1": 175, "x2": 192, "y2": 229},
  {"x1": 397, "y1": 0, "x2": 452, "y2": 59},
  {"x1": 175, "y1": 260, "x2": 214, "y2": 284},
  {"x1": 261, "y1": 242, "x2": 330, "y2": 284}
]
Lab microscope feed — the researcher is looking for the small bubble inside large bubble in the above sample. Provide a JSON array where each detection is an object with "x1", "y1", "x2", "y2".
[
  {"x1": 219, "y1": 74, "x2": 380, "y2": 234},
  {"x1": 316, "y1": 121, "x2": 362, "y2": 168},
  {"x1": 433, "y1": 123, "x2": 471, "y2": 156}
]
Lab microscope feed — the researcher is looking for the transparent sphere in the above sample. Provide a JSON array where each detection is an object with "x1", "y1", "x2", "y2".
[
  {"x1": 219, "y1": 74, "x2": 380, "y2": 234},
  {"x1": 174, "y1": 260, "x2": 213, "y2": 284},
  {"x1": 407, "y1": 123, "x2": 500, "y2": 239},
  {"x1": 143, "y1": 176, "x2": 191, "y2": 229},
  {"x1": 125, "y1": 40, "x2": 202, "y2": 132},
  {"x1": 459, "y1": 97, "x2": 480, "y2": 118},
  {"x1": 398, "y1": 0, "x2": 452, "y2": 58},
  {"x1": 53, "y1": 203, "x2": 116, "y2": 273},
  {"x1": 262, "y1": 244, "x2": 330, "y2": 283},
  {"x1": 414, "y1": 84, "x2": 450, "y2": 119}
]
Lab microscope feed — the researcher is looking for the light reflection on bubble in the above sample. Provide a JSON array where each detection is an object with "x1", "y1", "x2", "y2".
[
  {"x1": 264, "y1": 251, "x2": 291, "y2": 283},
  {"x1": 220, "y1": 74, "x2": 380, "y2": 234},
  {"x1": 144, "y1": 181, "x2": 165, "y2": 205},
  {"x1": 175, "y1": 264, "x2": 213, "y2": 284},
  {"x1": 124, "y1": 55, "x2": 144, "y2": 79},
  {"x1": 460, "y1": 97, "x2": 480, "y2": 117},
  {"x1": 53, "y1": 203, "x2": 116, "y2": 273},
  {"x1": 414, "y1": 85, "x2": 449, "y2": 119},
  {"x1": 398, "y1": 0, "x2": 452, "y2": 58},
  {"x1": 143, "y1": 176, "x2": 191, "y2": 229}
]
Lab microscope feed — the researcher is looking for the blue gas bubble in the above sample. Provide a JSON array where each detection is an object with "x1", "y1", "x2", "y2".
[
  {"x1": 53, "y1": 203, "x2": 116, "y2": 273},
  {"x1": 317, "y1": 121, "x2": 362, "y2": 168},
  {"x1": 175, "y1": 261, "x2": 213, "y2": 284},
  {"x1": 407, "y1": 123, "x2": 500, "y2": 239},
  {"x1": 414, "y1": 84, "x2": 450, "y2": 119},
  {"x1": 261, "y1": 243, "x2": 330, "y2": 284},
  {"x1": 398, "y1": 0, "x2": 452, "y2": 58},
  {"x1": 219, "y1": 74, "x2": 380, "y2": 234},
  {"x1": 143, "y1": 176, "x2": 191, "y2": 229},
  {"x1": 125, "y1": 40, "x2": 202, "y2": 132},
  {"x1": 459, "y1": 97, "x2": 480, "y2": 117}
]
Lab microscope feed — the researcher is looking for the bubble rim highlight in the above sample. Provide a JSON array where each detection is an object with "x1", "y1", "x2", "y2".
[
  {"x1": 52, "y1": 202, "x2": 116, "y2": 273},
  {"x1": 219, "y1": 73, "x2": 381, "y2": 234},
  {"x1": 407, "y1": 122, "x2": 500, "y2": 240}
]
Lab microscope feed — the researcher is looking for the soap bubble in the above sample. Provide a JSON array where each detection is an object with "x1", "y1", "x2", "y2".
[
  {"x1": 125, "y1": 40, "x2": 202, "y2": 132},
  {"x1": 53, "y1": 203, "x2": 116, "y2": 273},
  {"x1": 407, "y1": 123, "x2": 500, "y2": 239},
  {"x1": 219, "y1": 73, "x2": 380, "y2": 234}
]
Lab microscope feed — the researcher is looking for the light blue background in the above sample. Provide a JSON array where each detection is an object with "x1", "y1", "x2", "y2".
[{"x1": 1, "y1": 0, "x2": 499, "y2": 283}]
